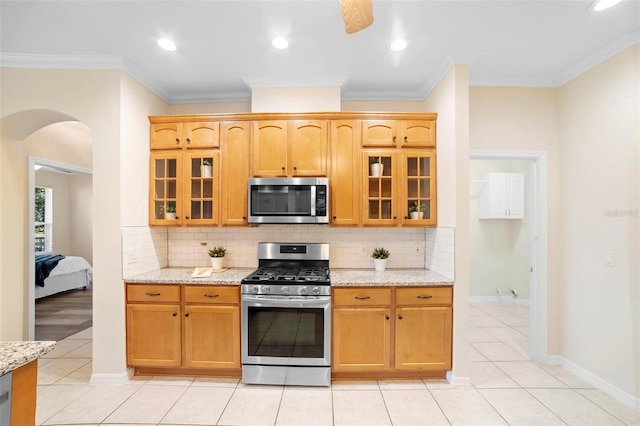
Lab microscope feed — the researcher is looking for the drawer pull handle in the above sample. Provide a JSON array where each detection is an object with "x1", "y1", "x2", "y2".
[
  {"x1": 417, "y1": 295, "x2": 433, "y2": 299},
  {"x1": 146, "y1": 292, "x2": 161, "y2": 296},
  {"x1": 204, "y1": 293, "x2": 219, "y2": 298},
  {"x1": 354, "y1": 296, "x2": 371, "y2": 300}
]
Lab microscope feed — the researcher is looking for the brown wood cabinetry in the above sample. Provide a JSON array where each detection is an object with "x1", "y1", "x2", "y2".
[
  {"x1": 149, "y1": 112, "x2": 437, "y2": 228},
  {"x1": 332, "y1": 286, "x2": 452, "y2": 379},
  {"x1": 151, "y1": 121, "x2": 219, "y2": 150},
  {"x1": 363, "y1": 120, "x2": 436, "y2": 148},
  {"x1": 330, "y1": 120, "x2": 361, "y2": 226},
  {"x1": 149, "y1": 151, "x2": 219, "y2": 226},
  {"x1": 221, "y1": 121, "x2": 251, "y2": 225},
  {"x1": 253, "y1": 120, "x2": 328, "y2": 177},
  {"x1": 126, "y1": 283, "x2": 241, "y2": 375}
]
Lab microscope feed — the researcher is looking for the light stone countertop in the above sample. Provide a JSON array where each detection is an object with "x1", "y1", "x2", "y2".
[
  {"x1": 124, "y1": 268, "x2": 453, "y2": 287},
  {"x1": 0, "y1": 341, "x2": 56, "y2": 376}
]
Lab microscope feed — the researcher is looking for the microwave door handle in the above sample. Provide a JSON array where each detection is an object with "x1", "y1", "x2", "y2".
[{"x1": 311, "y1": 185, "x2": 316, "y2": 216}]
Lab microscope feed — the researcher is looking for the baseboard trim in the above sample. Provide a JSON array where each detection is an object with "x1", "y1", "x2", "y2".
[
  {"x1": 446, "y1": 370, "x2": 472, "y2": 386},
  {"x1": 546, "y1": 355, "x2": 640, "y2": 410},
  {"x1": 89, "y1": 372, "x2": 130, "y2": 384},
  {"x1": 470, "y1": 296, "x2": 530, "y2": 306}
]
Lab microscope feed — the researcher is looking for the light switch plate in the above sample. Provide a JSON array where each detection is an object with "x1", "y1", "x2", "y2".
[{"x1": 604, "y1": 250, "x2": 615, "y2": 267}]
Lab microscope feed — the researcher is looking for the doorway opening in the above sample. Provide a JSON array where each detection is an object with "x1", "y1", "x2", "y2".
[{"x1": 469, "y1": 151, "x2": 548, "y2": 362}]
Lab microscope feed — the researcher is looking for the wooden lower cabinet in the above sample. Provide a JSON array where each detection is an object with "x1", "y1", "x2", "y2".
[
  {"x1": 126, "y1": 284, "x2": 241, "y2": 375},
  {"x1": 332, "y1": 286, "x2": 452, "y2": 379}
]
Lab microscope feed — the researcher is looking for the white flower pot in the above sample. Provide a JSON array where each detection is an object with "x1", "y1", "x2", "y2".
[
  {"x1": 202, "y1": 165, "x2": 212, "y2": 178},
  {"x1": 373, "y1": 258, "x2": 387, "y2": 272},
  {"x1": 210, "y1": 256, "x2": 224, "y2": 270},
  {"x1": 165, "y1": 212, "x2": 176, "y2": 220},
  {"x1": 410, "y1": 211, "x2": 420, "y2": 220},
  {"x1": 370, "y1": 163, "x2": 383, "y2": 177}
]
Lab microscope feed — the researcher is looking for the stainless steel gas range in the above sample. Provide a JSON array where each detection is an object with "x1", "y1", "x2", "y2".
[{"x1": 240, "y1": 242, "x2": 331, "y2": 386}]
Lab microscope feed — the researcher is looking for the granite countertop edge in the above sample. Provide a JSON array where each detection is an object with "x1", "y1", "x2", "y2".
[
  {"x1": 124, "y1": 268, "x2": 454, "y2": 287},
  {"x1": 0, "y1": 341, "x2": 56, "y2": 376}
]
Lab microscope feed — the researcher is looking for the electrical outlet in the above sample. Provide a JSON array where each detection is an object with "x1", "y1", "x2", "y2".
[
  {"x1": 604, "y1": 250, "x2": 615, "y2": 267},
  {"x1": 496, "y1": 288, "x2": 502, "y2": 296}
]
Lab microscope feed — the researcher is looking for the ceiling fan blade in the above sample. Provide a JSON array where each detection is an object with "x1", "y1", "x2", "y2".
[{"x1": 340, "y1": 0, "x2": 374, "y2": 34}]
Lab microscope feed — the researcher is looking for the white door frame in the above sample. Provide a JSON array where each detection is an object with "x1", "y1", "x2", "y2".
[
  {"x1": 27, "y1": 156, "x2": 92, "y2": 340},
  {"x1": 469, "y1": 150, "x2": 548, "y2": 362}
]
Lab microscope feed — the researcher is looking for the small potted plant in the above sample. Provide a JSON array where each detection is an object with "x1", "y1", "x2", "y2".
[
  {"x1": 202, "y1": 158, "x2": 213, "y2": 178},
  {"x1": 208, "y1": 245, "x2": 226, "y2": 270},
  {"x1": 165, "y1": 203, "x2": 177, "y2": 220},
  {"x1": 419, "y1": 200, "x2": 428, "y2": 219},
  {"x1": 408, "y1": 201, "x2": 420, "y2": 220},
  {"x1": 369, "y1": 157, "x2": 383, "y2": 177},
  {"x1": 371, "y1": 247, "x2": 390, "y2": 271}
]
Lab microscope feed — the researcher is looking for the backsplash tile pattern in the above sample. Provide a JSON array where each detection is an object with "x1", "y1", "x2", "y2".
[
  {"x1": 425, "y1": 227, "x2": 455, "y2": 279},
  {"x1": 167, "y1": 226, "x2": 427, "y2": 269},
  {"x1": 122, "y1": 226, "x2": 168, "y2": 277}
]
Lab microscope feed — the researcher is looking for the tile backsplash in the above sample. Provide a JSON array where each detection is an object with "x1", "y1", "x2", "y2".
[{"x1": 122, "y1": 225, "x2": 455, "y2": 279}]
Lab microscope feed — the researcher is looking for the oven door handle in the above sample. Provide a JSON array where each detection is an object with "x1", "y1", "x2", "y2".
[{"x1": 242, "y1": 295, "x2": 330, "y2": 309}]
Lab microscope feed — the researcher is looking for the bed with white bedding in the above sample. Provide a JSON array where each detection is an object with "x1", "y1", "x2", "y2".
[{"x1": 35, "y1": 254, "x2": 93, "y2": 299}]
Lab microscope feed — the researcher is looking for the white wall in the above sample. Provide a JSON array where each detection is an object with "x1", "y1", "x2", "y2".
[
  {"x1": 558, "y1": 44, "x2": 639, "y2": 402},
  {"x1": 469, "y1": 159, "x2": 531, "y2": 300}
]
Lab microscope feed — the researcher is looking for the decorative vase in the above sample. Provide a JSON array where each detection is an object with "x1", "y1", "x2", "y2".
[
  {"x1": 202, "y1": 165, "x2": 212, "y2": 178},
  {"x1": 373, "y1": 258, "x2": 387, "y2": 272},
  {"x1": 410, "y1": 211, "x2": 420, "y2": 220},
  {"x1": 370, "y1": 163, "x2": 383, "y2": 177},
  {"x1": 210, "y1": 256, "x2": 224, "y2": 270},
  {"x1": 165, "y1": 212, "x2": 176, "y2": 220}
]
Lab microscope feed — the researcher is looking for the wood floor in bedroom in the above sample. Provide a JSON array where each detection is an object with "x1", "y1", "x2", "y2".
[{"x1": 35, "y1": 287, "x2": 92, "y2": 341}]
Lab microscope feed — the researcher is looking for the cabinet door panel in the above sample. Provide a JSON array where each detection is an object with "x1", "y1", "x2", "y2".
[
  {"x1": 395, "y1": 307, "x2": 452, "y2": 370},
  {"x1": 400, "y1": 150, "x2": 437, "y2": 226},
  {"x1": 330, "y1": 120, "x2": 361, "y2": 226},
  {"x1": 151, "y1": 123, "x2": 182, "y2": 150},
  {"x1": 363, "y1": 151, "x2": 397, "y2": 226},
  {"x1": 362, "y1": 120, "x2": 397, "y2": 147},
  {"x1": 183, "y1": 151, "x2": 219, "y2": 225},
  {"x1": 184, "y1": 122, "x2": 219, "y2": 149},
  {"x1": 288, "y1": 120, "x2": 328, "y2": 176},
  {"x1": 126, "y1": 304, "x2": 181, "y2": 367},
  {"x1": 221, "y1": 122, "x2": 251, "y2": 225},
  {"x1": 253, "y1": 121, "x2": 288, "y2": 177},
  {"x1": 332, "y1": 308, "x2": 391, "y2": 371},
  {"x1": 149, "y1": 152, "x2": 182, "y2": 225},
  {"x1": 184, "y1": 305, "x2": 240, "y2": 369},
  {"x1": 400, "y1": 120, "x2": 436, "y2": 147}
]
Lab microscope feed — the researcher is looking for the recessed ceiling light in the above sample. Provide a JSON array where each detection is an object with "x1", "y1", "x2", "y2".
[
  {"x1": 157, "y1": 38, "x2": 177, "y2": 51},
  {"x1": 390, "y1": 38, "x2": 407, "y2": 52},
  {"x1": 272, "y1": 36, "x2": 289, "y2": 50},
  {"x1": 592, "y1": 0, "x2": 622, "y2": 11}
]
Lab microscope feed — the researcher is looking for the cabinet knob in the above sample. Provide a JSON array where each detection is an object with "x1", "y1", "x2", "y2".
[
  {"x1": 282, "y1": 166, "x2": 286, "y2": 171},
  {"x1": 175, "y1": 138, "x2": 180, "y2": 144},
  {"x1": 185, "y1": 312, "x2": 190, "y2": 317},
  {"x1": 385, "y1": 315, "x2": 390, "y2": 320},
  {"x1": 404, "y1": 216, "x2": 408, "y2": 219},
  {"x1": 293, "y1": 166, "x2": 297, "y2": 171},
  {"x1": 186, "y1": 138, "x2": 191, "y2": 144},
  {"x1": 393, "y1": 216, "x2": 397, "y2": 220},
  {"x1": 176, "y1": 216, "x2": 180, "y2": 219},
  {"x1": 393, "y1": 136, "x2": 397, "y2": 141},
  {"x1": 172, "y1": 312, "x2": 177, "y2": 317},
  {"x1": 404, "y1": 136, "x2": 408, "y2": 141},
  {"x1": 333, "y1": 216, "x2": 337, "y2": 219},
  {"x1": 185, "y1": 216, "x2": 189, "y2": 219},
  {"x1": 398, "y1": 315, "x2": 403, "y2": 320},
  {"x1": 242, "y1": 216, "x2": 247, "y2": 220}
]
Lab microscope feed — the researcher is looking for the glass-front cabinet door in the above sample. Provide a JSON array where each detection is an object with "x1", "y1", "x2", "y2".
[
  {"x1": 362, "y1": 151, "x2": 397, "y2": 226},
  {"x1": 184, "y1": 151, "x2": 219, "y2": 225},
  {"x1": 149, "y1": 152, "x2": 182, "y2": 225},
  {"x1": 401, "y1": 150, "x2": 436, "y2": 226}
]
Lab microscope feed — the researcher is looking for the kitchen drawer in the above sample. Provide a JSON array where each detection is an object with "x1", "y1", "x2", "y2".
[
  {"x1": 333, "y1": 287, "x2": 391, "y2": 306},
  {"x1": 396, "y1": 286, "x2": 452, "y2": 306},
  {"x1": 184, "y1": 285, "x2": 239, "y2": 304},
  {"x1": 127, "y1": 284, "x2": 180, "y2": 303}
]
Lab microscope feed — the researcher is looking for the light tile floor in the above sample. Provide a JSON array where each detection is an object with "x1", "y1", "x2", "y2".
[{"x1": 35, "y1": 302, "x2": 640, "y2": 425}]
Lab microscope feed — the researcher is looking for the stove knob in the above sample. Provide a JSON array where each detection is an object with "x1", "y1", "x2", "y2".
[
  {"x1": 299, "y1": 286, "x2": 308, "y2": 295},
  {"x1": 312, "y1": 286, "x2": 320, "y2": 295},
  {"x1": 261, "y1": 285, "x2": 271, "y2": 294},
  {"x1": 281, "y1": 286, "x2": 290, "y2": 294},
  {"x1": 250, "y1": 285, "x2": 259, "y2": 294}
]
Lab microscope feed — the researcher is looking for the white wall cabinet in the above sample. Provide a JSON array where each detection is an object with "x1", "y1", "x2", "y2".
[{"x1": 478, "y1": 173, "x2": 525, "y2": 219}]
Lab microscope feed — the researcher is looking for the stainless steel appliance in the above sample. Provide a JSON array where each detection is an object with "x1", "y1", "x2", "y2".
[
  {"x1": 241, "y1": 242, "x2": 331, "y2": 386},
  {"x1": 247, "y1": 177, "x2": 329, "y2": 224}
]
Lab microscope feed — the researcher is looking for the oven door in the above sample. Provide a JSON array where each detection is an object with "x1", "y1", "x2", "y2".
[{"x1": 241, "y1": 295, "x2": 331, "y2": 367}]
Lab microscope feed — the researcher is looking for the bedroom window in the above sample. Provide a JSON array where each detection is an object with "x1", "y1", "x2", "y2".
[{"x1": 35, "y1": 186, "x2": 53, "y2": 253}]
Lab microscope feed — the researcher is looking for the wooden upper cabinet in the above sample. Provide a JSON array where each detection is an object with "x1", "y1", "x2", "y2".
[
  {"x1": 221, "y1": 121, "x2": 251, "y2": 226},
  {"x1": 363, "y1": 120, "x2": 436, "y2": 148},
  {"x1": 151, "y1": 121, "x2": 219, "y2": 150},
  {"x1": 288, "y1": 120, "x2": 328, "y2": 176},
  {"x1": 399, "y1": 120, "x2": 436, "y2": 148},
  {"x1": 252, "y1": 120, "x2": 328, "y2": 177},
  {"x1": 252, "y1": 120, "x2": 288, "y2": 177},
  {"x1": 182, "y1": 151, "x2": 220, "y2": 225},
  {"x1": 362, "y1": 120, "x2": 398, "y2": 147},
  {"x1": 330, "y1": 120, "x2": 361, "y2": 226}
]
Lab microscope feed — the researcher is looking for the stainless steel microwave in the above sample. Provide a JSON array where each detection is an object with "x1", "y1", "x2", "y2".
[{"x1": 248, "y1": 177, "x2": 329, "y2": 224}]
